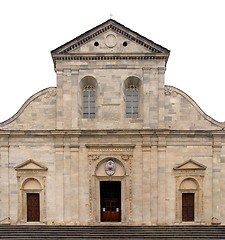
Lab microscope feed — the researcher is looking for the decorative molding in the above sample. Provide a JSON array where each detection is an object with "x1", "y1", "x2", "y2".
[
  {"x1": 121, "y1": 155, "x2": 132, "y2": 161},
  {"x1": 53, "y1": 54, "x2": 167, "y2": 62},
  {"x1": 86, "y1": 144, "x2": 135, "y2": 152},
  {"x1": 44, "y1": 89, "x2": 57, "y2": 98},
  {"x1": 88, "y1": 154, "x2": 100, "y2": 161}
]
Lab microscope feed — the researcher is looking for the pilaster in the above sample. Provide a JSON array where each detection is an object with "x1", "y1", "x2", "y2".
[
  {"x1": 142, "y1": 68, "x2": 151, "y2": 128},
  {"x1": 62, "y1": 69, "x2": 72, "y2": 129},
  {"x1": 0, "y1": 136, "x2": 9, "y2": 221},
  {"x1": 56, "y1": 70, "x2": 63, "y2": 129},
  {"x1": 71, "y1": 69, "x2": 80, "y2": 128},
  {"x1": 54, "y1": 136, "x2": 64, "y2": 223},
  {"x1": 150, "y1": 135, "x2": 158, "y2": 223},
  {"x1": 158, "y1": 67, "x2": 166, "y2": 129},
  {"x1": 63, "y1": 136, "x2": 71, "y2": 222},
  {"x1": 157, "y1": 135, "x2": 166, "y2": 223},
  {"x1": 212, "y1": 135, "x2": 222, "y2": 224},
  {"x1": 142, "y1": 136, "x2": 151, "y2": 223},
  {"x1": 70, "y1": 136, "x2": 79, "y2": 223}
]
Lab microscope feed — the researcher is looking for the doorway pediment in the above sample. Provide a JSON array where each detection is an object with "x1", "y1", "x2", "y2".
[
  {"x1": 174, "y1": 159, "x2": 206, "y2": 171},
  {"x1": 15, "y1": 159, "x2": 48, "y2": 171}
]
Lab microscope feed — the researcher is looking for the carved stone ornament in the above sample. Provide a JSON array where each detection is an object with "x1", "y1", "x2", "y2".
[
  {"x1": 45, "y1": 89, "x2": 57, "y2": 98},
  {"x1": 88, "y1": 154, "x2": 100, "y2": 161},
  {"x1": 164, "y1": 86, "x2": 177, "y2": 97},
  {"x1": 121, "y1": 155, "x2": 130, "y2": 161},
  {"x1": 105, "y1": 160, "x2": 116, "y2": 176}
]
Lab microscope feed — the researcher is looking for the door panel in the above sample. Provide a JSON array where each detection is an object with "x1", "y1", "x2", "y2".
[
  {"x1": 102, "y1": 199, "x2": 120, "y2": 222},
  {"x1": 182, "y1": 193, "x2": 194, "y2": 221},
  {"x1": 27, "y1": 193, "x2": 40, "y2": 222}
]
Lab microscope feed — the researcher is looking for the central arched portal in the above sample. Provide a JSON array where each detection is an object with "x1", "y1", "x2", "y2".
[{"x1": 100, "y1": 181, "x2": 121, "y2": 222}]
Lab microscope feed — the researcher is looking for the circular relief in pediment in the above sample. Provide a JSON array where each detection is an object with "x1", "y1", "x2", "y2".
[{"x1": 105, "y1": 34, "x2": 117, "y2": 48}]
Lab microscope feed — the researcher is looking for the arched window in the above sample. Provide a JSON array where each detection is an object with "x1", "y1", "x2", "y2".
[
  {"x1": 126, "y1": 85, "x2": 138, "y2": 118},
  {"x1": 83, "y1": 86, "x2": 95, "y2": 118},
  {"x1": 125, "y1": 76, "x2": 141, "y2": 119},
  {"x1": 81, "y1": 76, "x2": 97, "y2": 119}
]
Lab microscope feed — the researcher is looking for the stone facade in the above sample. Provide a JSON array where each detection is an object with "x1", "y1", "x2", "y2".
[{"x1": 0, "y1": 19, "x2": 225, "y2": 225}]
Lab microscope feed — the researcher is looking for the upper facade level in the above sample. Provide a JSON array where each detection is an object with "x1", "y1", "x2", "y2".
[{"x1": 0, "y1": 20, "x2": 223, "y2": 131}]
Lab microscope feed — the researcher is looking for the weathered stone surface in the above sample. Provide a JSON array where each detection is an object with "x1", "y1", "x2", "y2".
[{"x1": 0, "y1": 19, "x2": 225, "y2": 226}]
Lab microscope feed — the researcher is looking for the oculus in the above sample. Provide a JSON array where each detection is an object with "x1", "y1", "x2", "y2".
[{"x1": 105, "y1": 160, "x2": 116, "y2": 176}]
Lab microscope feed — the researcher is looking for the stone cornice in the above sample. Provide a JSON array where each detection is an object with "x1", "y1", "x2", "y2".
[
  {"x1": 52, "y1": 53, "x2": 168, "y2": 63},
  {"x1": 0, "y1": 129, "x2": 225, "y2": 137}
]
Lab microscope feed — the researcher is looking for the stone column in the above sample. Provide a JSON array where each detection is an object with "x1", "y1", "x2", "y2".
[
  {"x1": 54, "y1": 136, "x2": 64, "y2": 223},
  {"x1": 142, "y1": 136, "x2": 151, "y2": 223},
  {"x1": 157, "y1": 136, "x2": 166, "y2": 223},
  {"x1": 70, "y1": 136, "x2": 79, "y2": 223},
  {"x1": 0, "y1": 136, "x2": 9, "y2": 222},
  {"x1": 212, "y1": 135, "x2": 221, "y2": 224}
]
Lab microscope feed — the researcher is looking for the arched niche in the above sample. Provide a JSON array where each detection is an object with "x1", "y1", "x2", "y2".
[
  {"x1": 23, "y1": 178, "x2": 42, "y2": 190},
  {"x1": 180, "y1": 178, "x2": 199, "y2": 190}
]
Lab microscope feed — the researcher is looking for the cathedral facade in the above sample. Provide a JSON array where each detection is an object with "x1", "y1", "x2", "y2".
[{"x1": 0, "y1": 19, "x2": 225, "y2": 225}]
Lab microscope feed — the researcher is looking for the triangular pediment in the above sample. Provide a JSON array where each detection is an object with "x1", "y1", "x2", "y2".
[
  {"x1": 51, "y1": 19, "x2": 170, "y2": 56},
  {"x1": 173, "y1": 159, "x2": 206, "y2": 170},
  {"x1": 15, "y1": 159, "x2": 48, "y2": 171}
]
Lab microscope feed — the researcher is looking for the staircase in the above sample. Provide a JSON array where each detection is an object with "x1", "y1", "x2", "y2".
[{"x1": 1, "y1": 225, "x2": 225, "y2": 239}]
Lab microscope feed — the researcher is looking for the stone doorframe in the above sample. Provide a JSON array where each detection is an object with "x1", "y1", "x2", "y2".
[
  {"x1": 86, "y1": 144, "x2": 135, "y2": 224},
  {"x1": 14, "y1": 159, "x2": 48, "y2": 224},
  {"x1": 173, "y1": 159, "x2": 206, "y2": 223}
]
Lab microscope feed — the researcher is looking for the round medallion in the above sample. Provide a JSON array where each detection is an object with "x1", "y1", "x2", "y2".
[
  {"x1": 105, "y1": 34, "x2": 117, "y2": 48},
  {"x1": 105, "y1": 159, "x2": 116, "y2": 176}
]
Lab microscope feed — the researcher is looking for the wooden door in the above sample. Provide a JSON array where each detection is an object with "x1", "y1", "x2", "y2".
[
  {"x1": 27, "y1": 193, "x2": 40, "y2": 222},
  {"x1": 100, "y1": 181, "x2": 121, "y2": 222},
  {"x1": 102, "y1": 199, "x2": 120, "y2": 222},
  {"x1": 182, "y1": 193, "x2": 194, "y2": 221}
]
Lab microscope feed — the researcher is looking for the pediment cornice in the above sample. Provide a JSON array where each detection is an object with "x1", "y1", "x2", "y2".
[
  {"x1": 173, "y1": 159, "x2": 207, "y2": 171},
  {"x1": 15, "y1": 159, "x2": 48, "y2": 171},
  {"x1": 51, "y1": 19, "x2": 170, "y2": 63}
]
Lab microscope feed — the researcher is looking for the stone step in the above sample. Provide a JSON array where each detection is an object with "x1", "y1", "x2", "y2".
[{"x1": 1, "y1": 225, "x2": 225, "y2": 239}]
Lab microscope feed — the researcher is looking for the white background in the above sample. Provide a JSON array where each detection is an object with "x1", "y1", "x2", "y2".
[{"x1": 0, "y1": 0, "x2": 225, "y2": 122}]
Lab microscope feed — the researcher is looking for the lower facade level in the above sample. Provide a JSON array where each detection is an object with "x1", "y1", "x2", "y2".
[{"x1": 0, "y1": 132, "x2": 224, "y2": 225}]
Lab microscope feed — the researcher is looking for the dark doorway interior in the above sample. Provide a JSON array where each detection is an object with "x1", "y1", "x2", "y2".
[
  {"x1": 27, "y1": 193, "x2": 40, "y2": 222},
  {"x1": 182, "y1": 193, "x2": 194, "y2": 221},
  {"x1": 100, "y1": 181, "x2": 121, "y2": 222}
]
